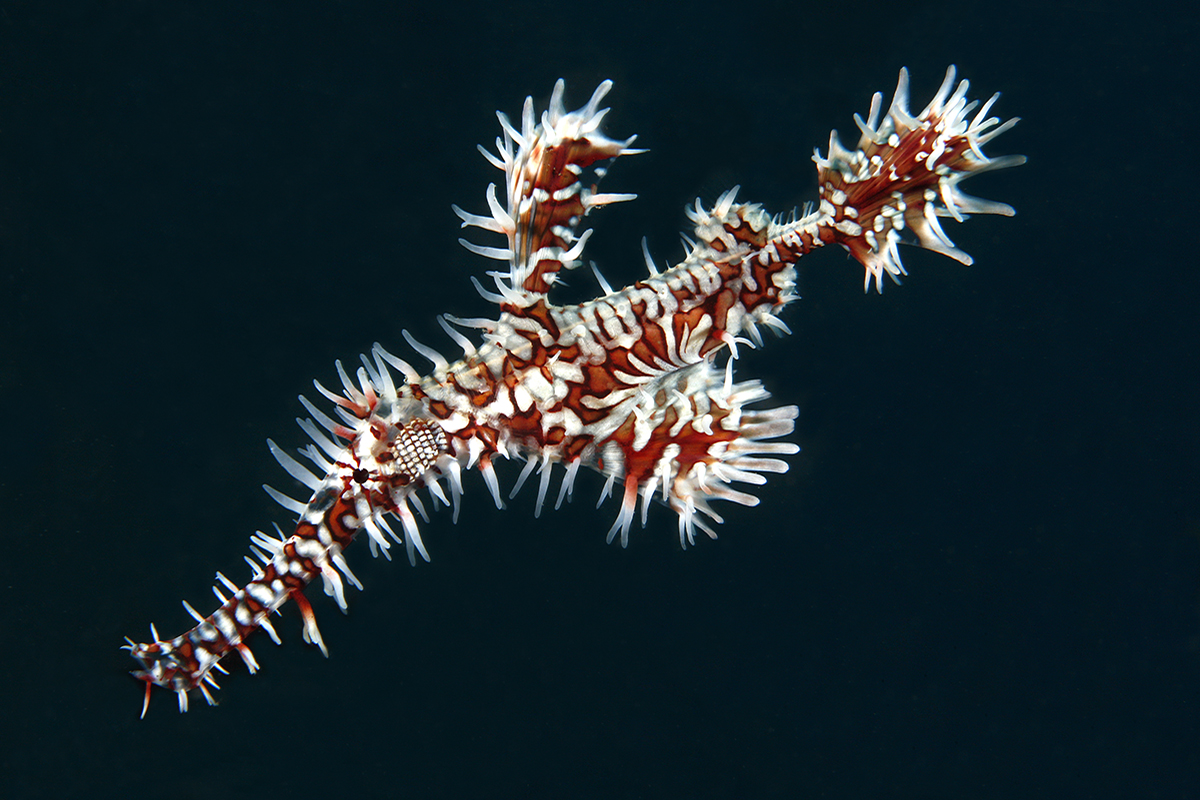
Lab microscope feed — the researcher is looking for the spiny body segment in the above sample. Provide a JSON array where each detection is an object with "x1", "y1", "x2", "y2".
[{"x1": 127, "y1": 68, "x2": 1023, "y2": 715}]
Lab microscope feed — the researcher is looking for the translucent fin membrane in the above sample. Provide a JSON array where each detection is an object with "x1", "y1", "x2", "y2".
[
  {"x1": 457, "y1": 80, "x2": 644, "y2": 305},
  {"x1": 812, "y1": 66, "x2": 1024, "y2": 291}
]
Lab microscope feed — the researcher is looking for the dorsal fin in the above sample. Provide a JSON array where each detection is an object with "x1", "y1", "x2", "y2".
[{"x1": 455, "y1": 80, "x2": 643, "y2": 309}]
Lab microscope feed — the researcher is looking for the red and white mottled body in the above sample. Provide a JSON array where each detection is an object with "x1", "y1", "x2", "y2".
[{"x1": 127, "y1": 68, "x2": 1023, "y2": 715}]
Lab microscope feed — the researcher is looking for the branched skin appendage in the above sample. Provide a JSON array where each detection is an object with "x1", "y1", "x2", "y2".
[{"x1": 127, "y1": 67, "x2": 1023, "y2": 715}]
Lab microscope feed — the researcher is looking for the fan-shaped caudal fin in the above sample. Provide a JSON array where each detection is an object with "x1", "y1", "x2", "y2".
[
  {"x1": 814, "y1": 66, "x2": 1025, "y2": 292},
  {"x1": 454, "y1": 80, "x2": 643, "y2": 308}
]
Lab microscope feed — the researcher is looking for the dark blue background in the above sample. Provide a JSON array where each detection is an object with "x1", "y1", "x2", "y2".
[{"x1": 1, "y1": 2, "x2": 1195, "y2": 798}]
